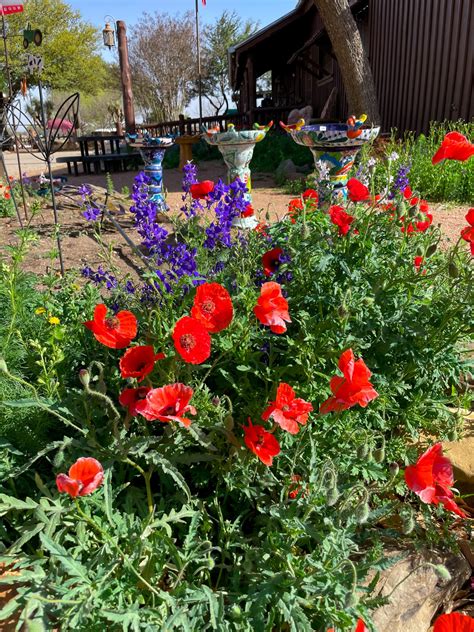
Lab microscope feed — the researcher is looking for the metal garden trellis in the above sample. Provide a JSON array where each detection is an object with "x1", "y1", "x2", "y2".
[{"x1": 6, "y1": 52, "x2": 79, "y2": 276}]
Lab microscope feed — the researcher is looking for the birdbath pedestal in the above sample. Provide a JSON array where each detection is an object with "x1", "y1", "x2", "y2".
[
  {"x1": 203, "y1": 126, "x2": 270, "y2": 228},
  {"x1": 175, "y1": 135, "x2": 200, "y2": 170},
  {"x1": 284, "y1": 123, "x2": 380, "y2": 203},
  {"x1": 128, "y1": 138, "x2": 174, "y2": 210}
]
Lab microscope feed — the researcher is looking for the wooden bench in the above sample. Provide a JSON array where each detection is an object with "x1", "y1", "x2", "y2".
[{"x1": 56, "y1": 152, "x2": 142, "y2": 175}]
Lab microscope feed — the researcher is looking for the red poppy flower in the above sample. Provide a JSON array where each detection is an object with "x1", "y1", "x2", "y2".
[
  {"x1": 84, "y1": 304, "x2": 137, "y2": 349},
  {"x1": 416, "y1": 212, "x2": 433, "y2": 232},
  {"x1": 320, "y1": 349, "x2": 379, "y2": 414},
  {"x1": 302, "y1": 188, "x2": 318, "y2": 202},
  {"x1": 432, "y1": 132, "x2": 474, "y2": 165},
  {"x1": 433, "y1": 612, "x2": 474, "y2": 632},
  {"x1": 403, "y1": 185, "x2": 413, "y2": 200},
  {"x1": 56, "y1": 457, "x2": 104, "y2": 498},
  {"x1": 4, "y1": 192, "x2": 10, "y2": 200},
  {"x1": 254, "y1": 282, "x2": 291, "y2": 334},
  {"x1": 461, "y1": 208, "x2": 474, "y2": 255},
  {"x1": 288, "y1": 198, "x2": 303, "y2": 224},
  {"x1": 262, "y1": 382, "x2": 313, "y2": 435},
  {"x1": 191, "y1": 283, "x2": 233, "y2": 333},
  {"x1": 135, "y1": 382, "x2": 196, "y2": 427},
  {"x1": 419, "y1": 200, "x2": 430, "y2": 213},
  {"x1": 254, "y1": 222, "x2": 269, "y2": 236},
  {"x1": 243, "y1": 418, "x2": 280, "y2": 466},
  {"x1": 329, "y1": 205, "x2": 356, "y2": 236},
  {"x1": 190, "y1": 180, "x2": 214, "y2": 199},
  {"x1": 347, "y1": 178, "x2": 370, "y2": 202},
  {"x1": 172, "y1": 316, "x2": 211, "y2": 364},
  {"x1": 262, "y1": 247, "x2": 283, "y2": 277},
  {"x1": 288, "y1": 474, "x2": 309, "y2": 499},
  {"x1": 414, "y1": 256, "x2": 424, "y2": 272},
  {"x1": 119, "y1": 386, "x2": 151, "y2": 415},
  {"x1": 404, "y1": 443, "x2": 467, "y2": 518},
  {"x1": 119, "y1": 345, "x2": 165, "y2": 381},
  {"x1": 241, "y1": 204, "x2": 254, "y2": 217}
]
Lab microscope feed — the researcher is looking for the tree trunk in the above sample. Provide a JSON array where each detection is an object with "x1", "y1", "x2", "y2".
[{"x1": 313, "y1": 0, "x2": 381, "y2": 124}]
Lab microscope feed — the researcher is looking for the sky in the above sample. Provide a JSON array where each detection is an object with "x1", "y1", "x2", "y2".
[
  {"x1": 69, "y1": 0, "x2": 295, "y2": 34},
  {"x1": 65, "y1": 0, "x2": 295, "y2": 117}
]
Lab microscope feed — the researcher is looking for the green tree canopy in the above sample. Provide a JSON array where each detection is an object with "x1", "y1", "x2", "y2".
[
  {"x1": 1, "y1": 0, "x2": 109, "y2": 96},
  {"x1": 199, "y1": 10, "x2": 257, "y2": 115}
]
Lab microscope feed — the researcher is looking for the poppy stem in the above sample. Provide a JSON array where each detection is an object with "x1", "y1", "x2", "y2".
[
  {"x1": 73, "y1": 499, "x2": 161, "y2": 598},
  {"x1": 124, "y1": 457, "x2": 154, "y2": 516}
]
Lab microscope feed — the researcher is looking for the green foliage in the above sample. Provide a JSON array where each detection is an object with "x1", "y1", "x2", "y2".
[
  {"x1": 359, "y1": 120, "x2": 474, "y2": 204},
  {"x1": 4, "y1": 0, "x2": 108, "y2": 96},
  {"x1": 0, "y1": 171, "x2": 472, "y2": 629},
  {"x1": 199, "y1": 11, "x2": 258, "y2": 115}
]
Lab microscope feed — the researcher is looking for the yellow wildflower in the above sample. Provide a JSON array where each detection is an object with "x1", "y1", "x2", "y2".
[
  {"x1": 35, "y1": 307, "x2": 46, "y2": 315},
  {"x1": 48, "y1": 316, "x2": 60, "y2": 325}
]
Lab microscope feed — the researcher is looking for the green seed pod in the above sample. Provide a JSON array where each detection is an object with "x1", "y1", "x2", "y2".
[
  {"x1": 78, "y1": 369, "x2": 90, "y2": 388},
  {"x1": 326, "y1": 486, "x2": 340, "y2": 507},
  {"x1": 373, "y1": 444, "x2": 385, "y2": 463},
  {"x1": 389, "y1": 462, "x2": 400, "y2": 477},
  {"x1": 401, "y1": 512, "x2": 415, "y2": 534},
  {"x1": 355, "y1": 501, "x2": 370, "y2": 524},
  {"x1": 431, "y1": 564, "x2": 452, "y2": 583},
  {"x1": 224, "y1": 415, "x2": 234, "y2": 431},
  {"x1": 0, "y1": 357, "x2": 7, "y2": 373},
  {"x1": 426, "y1": 243, "x2": 437, "y2": 257},
  {"x1": 448, "y1": 262, "x2": 459, "y2": 278},
  {"x1": 357, "y1": 442, "x2": 370, "y2": 459},
  {"x1": 344, "y1": 591, "x2": 359, "y2": 608},
  {"x1": 230, "y1": 605, "x2": 242, "y2": 620}
]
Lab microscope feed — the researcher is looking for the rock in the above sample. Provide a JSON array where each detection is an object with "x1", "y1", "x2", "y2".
[
  {"x1": 370, "y1": 548, "x2": 471, "y2": 632},
  {"x1": 275, "y1": 159, "x2": 305, "y2": 182},
  {"x1": 443, "y1": 414, "x2": 474, "y2": 507}
]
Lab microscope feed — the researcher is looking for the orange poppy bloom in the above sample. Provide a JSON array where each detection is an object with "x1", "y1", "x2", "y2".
[
  {"x1": 84, "y1": 304, "x2": 137, "y2": 349},
  {"x1": 56, "y1": 457, "x2": 104, "y2": 497},
  {"x1": 191, "y1": 283, "x2": 233, "y2": 333},
  {"x1": 262, "y1": 382, "x2": 313, "y2": 435},
  {"x1": 254, "y1": 282, "x2": 291, "y2": 334}
]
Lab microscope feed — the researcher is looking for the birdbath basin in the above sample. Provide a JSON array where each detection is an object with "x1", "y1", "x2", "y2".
[
  {"x1": 284, "y1": 122, "x2": 380, "y2": 203},
  {"x1": 203, "y1": 125, "x2": 270, "y2": 228},
  {"x1": 128, "y1": 136, "x2": 174, "y2": 210}
]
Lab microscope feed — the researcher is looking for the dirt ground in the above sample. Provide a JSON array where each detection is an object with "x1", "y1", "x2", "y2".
[{"x1": 0, "y1": 150, "x2": 471, "y2": 277}]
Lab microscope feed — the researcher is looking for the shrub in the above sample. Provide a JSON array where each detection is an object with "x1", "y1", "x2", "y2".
[{"x1": 0, "y1": 163, "x2": 472, "y2": 630}]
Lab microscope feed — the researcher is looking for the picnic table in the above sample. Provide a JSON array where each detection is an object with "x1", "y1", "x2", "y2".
[{"x1": 56, "y1": 135, "x2": 141, "y2": 175}]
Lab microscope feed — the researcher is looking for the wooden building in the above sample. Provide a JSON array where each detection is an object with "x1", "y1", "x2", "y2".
[{"x1": 229, "y1": 0, "x2": 473, "y2": 134}]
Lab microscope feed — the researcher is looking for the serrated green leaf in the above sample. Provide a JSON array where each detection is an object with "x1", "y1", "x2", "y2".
[{"x1": 39, "y1": 533, "x2": 91, "y2": 583}]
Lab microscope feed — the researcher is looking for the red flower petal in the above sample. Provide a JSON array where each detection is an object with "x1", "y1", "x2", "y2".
[
  {"x1": 84, "y1": 304, "x2": 137, "y2": 349},
  {"x1": 262, "y1": 382, "x2": 313, "y2": 435},
  {"x1": 119, "y1": 387, "x2": 151, "y2": 415},
  {"x1": 57, "y1": 457, "x2": 104, "y2": 497},
  {"x1": 172, "y1": 316, "x2": 211, "y2": 364},
  {"x1": 433, "y1": 612, "x2": 474, "y2": 632},
  {"x1": 347, "y1": 178, "x2": 370, "y2": 202},
  {"x1": 254, "y1": 282, "x2": 291, "y2": 334},
  {"x1": 190, "y1": 180, "x2": 215, "y2": 199},
  {"x1": 119, "y1": 346, "x2": 165, "y2": 381},
  {"x1": 191, "y1": 283, "x2": 233, "y2": 333},
  {"x1": 262, "y1": 247, "x2": 283, "y2": 277},
  {"x1": 136, "y1": 383, "x2": 195, "y2": 427},
  {"x1": 466, "y1": 208, "x2": 474, "y2": 226},
  {"x1": 243, "y1": 418, "x2": 280, "y2": 466}
]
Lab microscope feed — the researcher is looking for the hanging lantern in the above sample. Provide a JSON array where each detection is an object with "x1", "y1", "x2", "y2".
[{"x1": 102, "y1": 22, "x2": 115, "y2": 49}]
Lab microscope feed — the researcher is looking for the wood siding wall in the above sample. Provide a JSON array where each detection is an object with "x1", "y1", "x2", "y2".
[{"x1": 368, "y1": 0, "x2": 473, "y2": 134}]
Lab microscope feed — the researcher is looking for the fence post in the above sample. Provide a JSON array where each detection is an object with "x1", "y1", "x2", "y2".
[{"x1": 179, "y1": 114, "x2": 185, "y2": 136}]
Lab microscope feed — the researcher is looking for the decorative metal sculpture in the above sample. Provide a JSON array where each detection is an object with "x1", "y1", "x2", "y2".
[
  {"x1": 203, "y1": 122, "x2": 272, "y2": 228},
  {"x1": 6, "y1": 53, "x2": 80, "y2": 274},
  {"x1": 281, "y1": 116, "x2": 380, "y2": 203}
]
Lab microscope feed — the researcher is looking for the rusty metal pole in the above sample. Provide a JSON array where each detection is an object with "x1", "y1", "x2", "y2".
[{"x1": 116, "y1": 20, "x2": 135, "y2": 135}]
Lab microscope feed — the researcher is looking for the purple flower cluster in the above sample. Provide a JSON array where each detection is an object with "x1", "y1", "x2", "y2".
[
  {"x1": 389, "y1": 163, "x2": 411, "y2": 199},
  {"x1": 204, "y1": 179, "x2": 248, "y2": 250},
  {"x1": 83, "y1": 206, "x2": 101, "y2": 222},
  {"x1": 82, "y1": 265, "x2": 117, "y2": 290},
  {"x1": 129, "y1": 172, "x2": 200, "y2": 291},
  {"x1": 180, "y1": 162, "x2": 202, "y2": 219}
]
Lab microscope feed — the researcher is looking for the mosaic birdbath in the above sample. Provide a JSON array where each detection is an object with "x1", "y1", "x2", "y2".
[
  {"x1": 128, "y1": 137, "x2": 174, "y2": 210},
  {"x1": 203, "y1": 124, "x2": 271, "y2": 228},
  {"x1": 283, "y1": 122, "x2": 380, "y2": 203}
]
